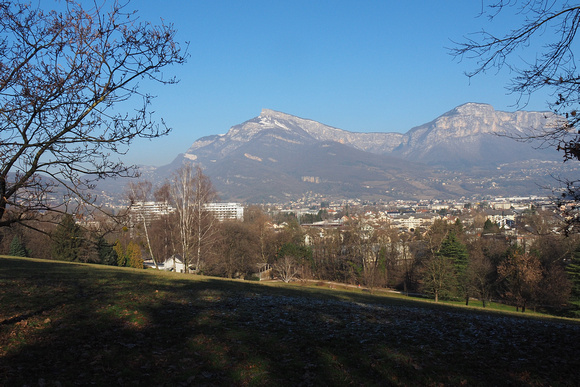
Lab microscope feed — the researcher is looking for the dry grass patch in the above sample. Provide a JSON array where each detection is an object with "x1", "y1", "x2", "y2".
[{"x1": 1, "y1": 256, "x2": 579, "y2": 386}]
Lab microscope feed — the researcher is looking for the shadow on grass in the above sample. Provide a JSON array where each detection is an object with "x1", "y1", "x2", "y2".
[{"x1": 1, "y1": 256, "x2": 579, "y2": 386}]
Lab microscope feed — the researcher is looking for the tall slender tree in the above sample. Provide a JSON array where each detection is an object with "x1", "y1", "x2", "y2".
[
  {"x1": 170, "y1": 164, "x2": 217, "y2": 273},
  {"x1": 128, "y1": 181, "x2": 160, "y2": 269}
]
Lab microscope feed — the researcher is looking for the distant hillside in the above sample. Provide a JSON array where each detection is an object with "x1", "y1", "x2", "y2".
[
  {"x1": 95, "y1": 103, "x2": 579, "y2": 203},
  {"x1": 391, "y1": 103, "x2": 560, "y2": 169}
]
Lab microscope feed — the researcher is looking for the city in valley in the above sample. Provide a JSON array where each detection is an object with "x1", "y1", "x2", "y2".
[
  {"x1": 3, "y1": 1, "x2": 580, "y2": 385},
  {"x1": 14, "y1": 184, "x2": 570, "y2": 314}
]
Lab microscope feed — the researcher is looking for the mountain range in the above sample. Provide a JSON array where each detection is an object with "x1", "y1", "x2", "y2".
[{"x1": 111, "y1": 103, "x2": 579, "y2": 203}]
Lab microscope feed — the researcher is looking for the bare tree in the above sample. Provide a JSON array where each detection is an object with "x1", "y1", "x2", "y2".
[
  {"x1": 398, "y1": 231, "x2": 418, "y2": 296},
  {"x1": 342, "y1": 217, "x2": 382, "y2": 289},
  {"x1": 498, "y1": 251, "x2": 543, "y2": 312},
  {"x1": 149, "y1": 182, "x2": 175, "y2": 265},
  {"x1": 192, "y1": 167, "x2": 218, "y2": 273},
  {"x1": 420, "y1": 220, "x2": 461, "y2": 302},
  {"x1": 213, "y1": 220, "x2": 261, "y2": 279},
  {"x1": 169, "y1": 164, "x2": 217, "y2": 273},
  {"x1": 273, "y1": 255, "x2": 301, "y2": 283},
  {"x1": 0, "y1": 0, "x2": 187, "y2": 227},
  {"x1": 244, "y1": 206, "x2": 276, "y2": 263},
  {"x1": 127, "y1": 181, "x2": 158, "y2": 269},
  {"x1": 307, "y1": 226, "x2": 345, "y2": 282},
  {"x1": 467, "y1": 247, "x2": 495, "y2": 307},
  {"x1": 451, "y1": 1, "x2": 580, "y2": 231},
  {"x1": 170, "y1": 165, "x2": 195, "y2": 272}
]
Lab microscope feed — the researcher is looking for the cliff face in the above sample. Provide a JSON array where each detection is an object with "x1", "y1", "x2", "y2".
[
  {"x1": 398, "y1": 103, "x2": 548, "y2": 146},
  {"x1": 390, "y1": 103, "x2": 559, "y2": 168},
  {"x1": 184, "y1": 103, "x2": 558, "y2": 167},
  {"x1": 157, "y1": 103, "x2": 573, "y2": 202},
  {"x1": 184, "y1": 108, "x2": 405, "y2": 160}
]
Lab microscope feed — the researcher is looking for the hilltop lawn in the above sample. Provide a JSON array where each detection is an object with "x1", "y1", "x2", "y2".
[{"x1": 1, "y1": 256, "x2": 579, "y2": 386}]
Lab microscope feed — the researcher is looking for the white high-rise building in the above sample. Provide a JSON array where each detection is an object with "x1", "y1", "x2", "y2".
[
  {"x1": 204, "y1": 202, "x2": 244, "y2": 221},
  {"x1": 129, "y1": 201, "x2": 174, "y2": 224}
]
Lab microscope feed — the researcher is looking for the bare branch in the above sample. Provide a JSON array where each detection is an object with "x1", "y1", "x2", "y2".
[
  {"x1": 0, "y1": 0, "x2": 187, "y2": 227},
  {"x1": 452, "y1": 1, "x2": 580, "y2": 232}
]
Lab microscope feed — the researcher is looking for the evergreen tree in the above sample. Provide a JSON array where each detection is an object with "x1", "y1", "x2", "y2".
[
  {"x1": 9, "y1": 235, "x2": 28, "y2": 257},
  {"x1": 437, "y1": 231, "x2": 469, "y2": 303},
  {"x1": 127, "y1": 241, "x2": 143, "y2": 269},
  {"x1": 113, "y1": 240, "x2": 143, "y2": 269},
  {"x1": 114, "y1": 240, "x2": 127, "y2": 267},
  {"x1": 483, "y1": 219, "x2": 501, "y2": 234},
  {"x1": 96, "y1": 235, "x2": 117, "y2": 266},
  {"x1": 277, "y1": 243, "x2": 312, "y2": 262},
  {"x1": 51, "y1": 214, "x2": 84, "y2": 262},
  {"x1": 453, "y1": 218, "x2": 464, "y2": 235}
]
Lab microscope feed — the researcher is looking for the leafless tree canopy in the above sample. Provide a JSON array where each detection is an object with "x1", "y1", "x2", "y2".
[
  {"x1": 452, "y1": 1, "x2": 580, "y2": 231},
  {"x1": 453, "y1": 2, "x2": 580, "y2": 109},
  {"x1": 0, "y1": 0, "x2": 187, "y2": 227},
  {"x1": 452, "y1": 1, "x2": 580, "y2": 138}
]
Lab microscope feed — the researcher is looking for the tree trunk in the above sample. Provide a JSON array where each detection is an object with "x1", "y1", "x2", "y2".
[
  {"x1": 141, "y1": 214, "x2": 159, "y2": 270},
  {"x1": 0, "y1": 177, "x2": 6, "y2": 224}
]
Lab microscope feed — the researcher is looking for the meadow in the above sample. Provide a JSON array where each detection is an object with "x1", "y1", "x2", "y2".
[{"x1": 1, "y1": 256, "x2": 579, "y2": 386}]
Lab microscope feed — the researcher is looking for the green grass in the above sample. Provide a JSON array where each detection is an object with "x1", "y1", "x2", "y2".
[{"x1": 1, "y1": 256, "x2": 579, "y2": 386}]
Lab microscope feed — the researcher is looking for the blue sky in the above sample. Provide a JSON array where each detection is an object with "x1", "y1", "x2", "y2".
[{"x1": 120, "y1": 1, "x2": 553, "y2": 166}]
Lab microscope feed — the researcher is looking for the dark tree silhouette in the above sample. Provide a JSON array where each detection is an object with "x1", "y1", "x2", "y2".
[
  {"x1": 452, "y1": 2, "x2": 580, "y2": 232},
  {"x1": 0, "y1": 0, "x2": 187, "y2": 227},
  {"x1": 51, "y1": 214, "x2": 84, "y2": 262}
]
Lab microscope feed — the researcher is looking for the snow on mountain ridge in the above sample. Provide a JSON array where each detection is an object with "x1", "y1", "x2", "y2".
[{"x1": 184, "y1": 103, "x2": 559, "y2": 163}]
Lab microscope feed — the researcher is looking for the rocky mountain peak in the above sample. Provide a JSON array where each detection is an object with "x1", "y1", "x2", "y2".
[
  {"x1": 448, "y1": 102, "x2": 495, "y2": 116},
  {"x1": 260, "y1": 108, "x2": 288, "y2": 119},
  {"x1": 183, "y1": 103, "x2": 561, "y2": 169},
  {"x1": 402, "y1": 102, "x2": 555, "y2": 147},
  {"x1": 145, "y1": 102, "x2": 574, "y2": 203}
]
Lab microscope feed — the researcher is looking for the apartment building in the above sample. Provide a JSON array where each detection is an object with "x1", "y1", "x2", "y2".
[{"x1": 204, "y1": 202, "x2": 244, "y2": 221}]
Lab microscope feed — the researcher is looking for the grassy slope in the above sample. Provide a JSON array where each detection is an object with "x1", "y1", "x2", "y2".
[{"x1": 1, "y1": 256, "x2": 579, "y2": 386}]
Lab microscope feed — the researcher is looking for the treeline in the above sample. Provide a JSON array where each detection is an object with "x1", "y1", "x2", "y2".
[
  {"x1": 2, "y1": 202, "x2": 580, "y2": 316},
  {"x1": 1, "y1": 165, "x2": 579, "y2": 315},
  {"x1": 0, "y1": 213, "x2": 138, "y2": 268}
]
